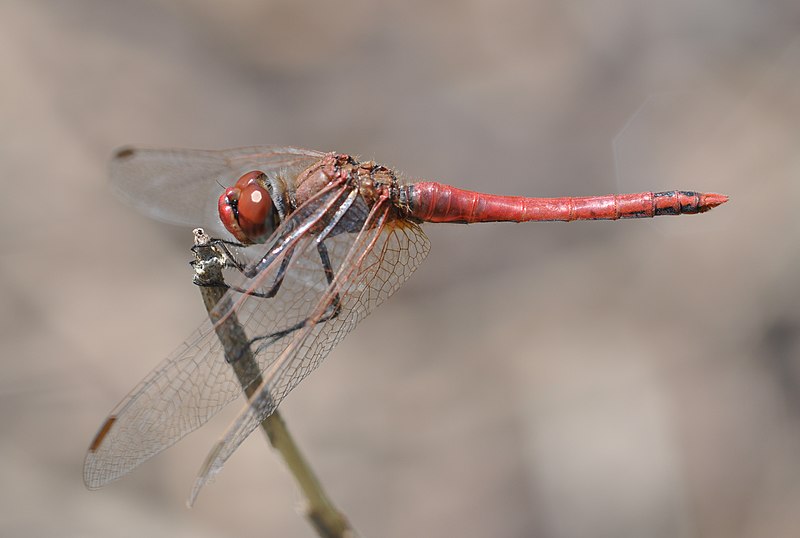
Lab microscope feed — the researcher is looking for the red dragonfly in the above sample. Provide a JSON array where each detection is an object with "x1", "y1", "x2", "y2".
[{"x1": 85, "y1": 146, "x2": 727, "y2": 502}]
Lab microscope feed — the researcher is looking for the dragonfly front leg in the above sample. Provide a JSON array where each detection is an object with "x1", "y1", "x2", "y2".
[
  {"x1": 249, "y1": 241, "x2": 343, "y2": 351},
  {"x1": 192, "y1": 238, "x2": 294, "y2": 299},
  {"x1": 191, "y1": 237, "x2": 256, "y2": 272}
]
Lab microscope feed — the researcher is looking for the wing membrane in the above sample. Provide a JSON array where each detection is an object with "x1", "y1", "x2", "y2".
[
  {"x1": 84, "y1": 180, "x2": 349, "y2": 488},
  {"x1": 109, "y1": 146, "x2": 324, "y2": 236}
]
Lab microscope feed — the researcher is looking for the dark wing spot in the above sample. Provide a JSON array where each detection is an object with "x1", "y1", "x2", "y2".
[
  {"x1": 114, "y1": 147, "x2": 136, "y2": 160},
  {"x1": 89, "y1": 416, "x2": 117, "y2": 452}
]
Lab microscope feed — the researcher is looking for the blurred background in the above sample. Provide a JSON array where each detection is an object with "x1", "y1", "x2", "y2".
[{"x1": 1, "y1": 1, "x2": 798, "y2": 536}]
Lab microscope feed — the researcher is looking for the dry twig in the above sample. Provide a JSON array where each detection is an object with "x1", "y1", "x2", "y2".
[{"x1": 191, "y1": 228, "x2": 355, "y2": 538}]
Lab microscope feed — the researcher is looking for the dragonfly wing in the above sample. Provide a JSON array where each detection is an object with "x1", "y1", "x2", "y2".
[
  {"x1": 84, "y1": 315, "x2": 257, "y2": 489},
  {"x1": 189, "y1": 197, "x2": 431, "y2": 503},
  {"x1": 109, "y1": 146, "x2": 324, "y2": 236},
  {"x1": 84, "y1": 180, "x2": 349, "y2": 488}
]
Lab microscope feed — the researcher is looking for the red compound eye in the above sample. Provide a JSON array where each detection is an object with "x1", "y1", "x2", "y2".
[{"x1": 218, "y1": 171, "x2": 273, "y2": 244}]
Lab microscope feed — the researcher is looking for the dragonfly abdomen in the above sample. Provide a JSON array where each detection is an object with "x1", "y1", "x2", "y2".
[{"x1": 404, "y1": 182, "x2": 727, "y2": 223}]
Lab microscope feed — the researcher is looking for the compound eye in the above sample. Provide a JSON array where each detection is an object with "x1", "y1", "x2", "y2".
[{"x1": 217, "y1": 171, "x2": 273, "y2": 243}]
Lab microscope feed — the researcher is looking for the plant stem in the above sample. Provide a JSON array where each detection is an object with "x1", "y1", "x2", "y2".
[{"x1": 191, "y1": 228, "x2": 355, "y2": 538}]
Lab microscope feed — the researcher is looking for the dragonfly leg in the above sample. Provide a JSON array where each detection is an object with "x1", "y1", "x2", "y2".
[
  {"x1": 191, "y1": 238, "x2": 248, "y2": 271},
  {"x1": 236, "y1": 186, "x2": 358, "y2": 352},
  {"x1": 192, "y1": 239, "x2": 295, "y2": 299},
  {"x1": 249, "y1": 241, "x2": 342, "y2": 350},
  {"x1": 317, "y1": 240, "x2": 343, "y2": 319},
  {"x1": 227, "y1": 253, "x2": 293, "y2": 299}
]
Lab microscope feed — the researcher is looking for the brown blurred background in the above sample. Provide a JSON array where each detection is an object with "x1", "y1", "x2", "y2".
[{"x1": 2, "y1": 1, "x2": 799, "y2": 537}]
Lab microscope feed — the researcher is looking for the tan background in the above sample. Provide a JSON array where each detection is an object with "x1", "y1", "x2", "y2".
[{"x1": 2, "y1": 1, "x2": 799, "y2": 537}]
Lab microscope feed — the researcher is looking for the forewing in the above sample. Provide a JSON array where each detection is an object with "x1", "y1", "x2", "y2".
[
  {"x1": 83, "y1": 181, "x2": 349, "y2": 488},
  {"x1": 109, "y1": 146, "x2": 324, "y2": 236},
  {"x1": 190, "y1": 200, "x2": 431, "y2": 502}
]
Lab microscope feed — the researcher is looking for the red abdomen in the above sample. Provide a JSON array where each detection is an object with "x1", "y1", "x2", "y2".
[{"x1": 405, "y1": 182, "x2": 727, "y2": 223}]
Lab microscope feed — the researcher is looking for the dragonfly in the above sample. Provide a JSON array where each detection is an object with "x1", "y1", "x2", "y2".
[{"x1": 84, "y1": 146, "x2": 727, "y2": 502}]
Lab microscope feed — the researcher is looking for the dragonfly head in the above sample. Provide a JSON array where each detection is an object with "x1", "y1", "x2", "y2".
[{"x1": 218, "y1": 171, "x2": 278, "y2": 244}]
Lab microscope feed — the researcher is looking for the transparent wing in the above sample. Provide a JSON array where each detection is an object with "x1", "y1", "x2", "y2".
[
  {"x1": 109, "y1": 146, "x2": 325, "y2": 236},
  {"x1": 83, "y1": 180, "x2": 355, "y2": 488},
  {"x1": 189, "y1": 197, "x2": 431, "y2": 502}
]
